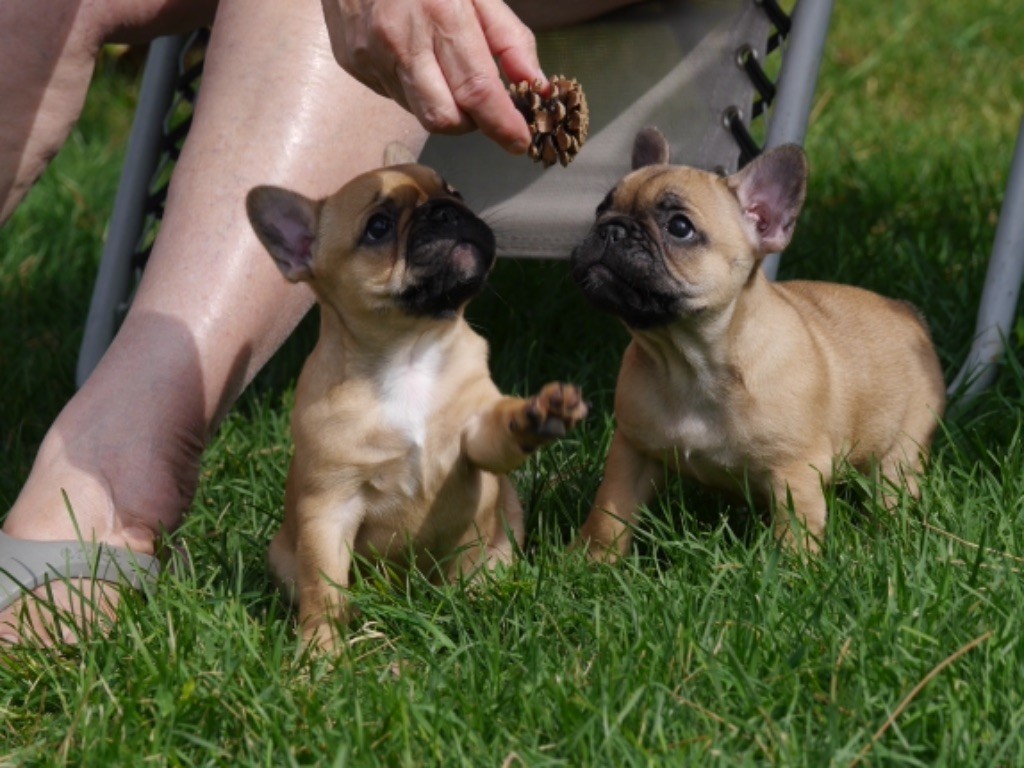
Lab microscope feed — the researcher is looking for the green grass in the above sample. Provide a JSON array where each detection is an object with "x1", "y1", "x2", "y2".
[{"x1": 3, "y1": 1, "x2": 1024, "y2": 764}]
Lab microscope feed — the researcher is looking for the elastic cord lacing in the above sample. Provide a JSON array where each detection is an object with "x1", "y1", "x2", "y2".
[{"x1": 725, "y1": 0, "x2": 793, "y2": 169}]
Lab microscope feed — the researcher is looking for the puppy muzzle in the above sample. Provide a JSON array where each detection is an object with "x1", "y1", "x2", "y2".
[
  {"x1": 570, "y1": 218, "x2": 682, "y2": 329},
  {"x1": 399, "y1": 200, "x2": 497, "y2": 319}
]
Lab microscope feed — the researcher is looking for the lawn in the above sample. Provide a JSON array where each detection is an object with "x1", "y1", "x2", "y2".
[{"x1": 3, "y1": 1, "x2": 1024, "y2": 765}]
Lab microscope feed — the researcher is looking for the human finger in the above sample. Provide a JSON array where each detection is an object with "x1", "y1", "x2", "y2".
[
  {"x1": 432, "y1": 8, "x2": 532, "y2": 152},
  {"x1": 396, "y1": 47, "x2": 476, "y2": 134}
]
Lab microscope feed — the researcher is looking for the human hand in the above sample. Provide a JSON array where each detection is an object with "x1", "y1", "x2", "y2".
[{"x1": 321, "y1": 0, "x2": 544, "y2": 154}]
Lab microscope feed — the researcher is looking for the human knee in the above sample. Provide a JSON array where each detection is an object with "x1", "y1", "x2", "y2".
[{"x1": 84, "y1": 0, "x2": 216, "y2": 46}]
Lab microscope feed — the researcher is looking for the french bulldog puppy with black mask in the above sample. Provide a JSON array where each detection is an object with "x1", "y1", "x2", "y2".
[
  {"x1": 571, "y1": 128, "x2": 945, "y2": 556},
  {"x1": 247, "y1": 145, "x2": 588, "y2": 649}
]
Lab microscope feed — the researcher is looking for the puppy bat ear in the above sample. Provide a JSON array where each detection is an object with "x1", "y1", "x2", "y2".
[
  {"x1": 383, "y1": 141, "x2": 417, "y2": 166},
  {"x1": 727, "y1": 144, "x2": 808, "y2": 254},
  {"x1": 631, "y1": 126, "x2": 671, "y2": 170},
  {"x1": 245, "y1": 185, "x2": 321, "y2": 283}
]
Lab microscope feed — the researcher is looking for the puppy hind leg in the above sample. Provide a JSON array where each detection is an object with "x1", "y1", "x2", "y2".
[
  {"x1": 446, "y1": 477, "x2": 524, "y2": 581},
  {"x1": 876, "y1": 436, "x2": 927, "y2": 510},
  {"x1": 876, "y1": 397, "x2": 940, "y2": 507},
  {"x1": 490, "y1": 476, "x2": 526, "y2": 561},
  {"x1": 771, "y1": 468, "x2": 829, "y2": 554}
]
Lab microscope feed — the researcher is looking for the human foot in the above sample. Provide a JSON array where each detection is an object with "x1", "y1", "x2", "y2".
[
  {"x1": 0, "y1": 467, "x2": 166, "y2": 645},
  {"x1": 0, "y1": 530, "x2": 159, "y2": 645},
  {"x1": 0, "y1": 366, "x2": 201, "y2": 644}
]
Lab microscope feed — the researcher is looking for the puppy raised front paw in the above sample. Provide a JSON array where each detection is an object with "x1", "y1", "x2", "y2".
[{"x1": 511, "y1": 382, "x2": 588, "y2": 453}]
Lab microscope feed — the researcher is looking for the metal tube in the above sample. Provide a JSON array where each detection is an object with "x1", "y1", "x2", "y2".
[
  {"x1": 761, "y1": 0, "x2": 834, "y2": 280},
  {"x1": 76, "y1": 35, "x2": 186, "y2": 387},
  {"x1": 948, "y1": 118, "x2": 1024, "y2": 401}
]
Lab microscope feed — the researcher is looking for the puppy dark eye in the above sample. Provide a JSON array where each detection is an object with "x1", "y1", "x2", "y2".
[
  {"x1": 363, "y1": 213, "x2": 394, "y2": 243},
  {"x1": 667, "y1": 214, "x2": 696, "y2": 240}
]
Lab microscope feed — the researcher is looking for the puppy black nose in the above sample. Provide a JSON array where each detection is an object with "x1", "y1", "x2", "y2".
[
  {"x1": 428, "y1": 202, "x2": 460, "y2": 226},
  {"x1": 599, "y1": 221, "x2": 628, "y2": 244}
]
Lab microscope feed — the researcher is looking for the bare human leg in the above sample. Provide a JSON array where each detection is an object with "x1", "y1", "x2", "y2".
[
  {"x1": 0, "y1": 0, "x2": 215, "y2": 224},
  {"x1": 0, "y1": 0, "x2": 424, "y2": 642}
]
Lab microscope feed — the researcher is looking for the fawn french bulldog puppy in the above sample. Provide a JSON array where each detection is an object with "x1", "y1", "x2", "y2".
[
  {"x1": 246, "y1": 145, "x2": 587, "y2": 648},
  {"x1": 570, "y1": 128, "x2": 945, "y2": 556}
]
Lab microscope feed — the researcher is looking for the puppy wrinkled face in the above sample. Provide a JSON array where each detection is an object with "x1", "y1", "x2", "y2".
[
  {"x1": 398, "y1": 193, "x2": 497, "y2": 319},
  {"x1": 316, "y1": 164, "x2": 496, "y2": 321},
  {"x1": 570, "y1": 166, "x2": 756, "y2": 329}
]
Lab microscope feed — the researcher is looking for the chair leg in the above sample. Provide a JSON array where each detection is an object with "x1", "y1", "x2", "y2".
[
  {"x1": 948, "y1": 118, "x2": 1024, "y2": 403},
  {"x1": 760, "y1": 0, "x2": 835, "y2": 281},
  {"x1": 76, "y1": 36, "x2": 187, "y2": 388}
]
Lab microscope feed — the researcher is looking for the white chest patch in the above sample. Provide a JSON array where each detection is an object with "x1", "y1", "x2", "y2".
[
  {"x1": 668, "y1": 410, "x2": 719, "y2": 452},
  {"x1": 379, "y1": 345, "x2": 443, "y2": 447},
  {"x1": 627, "y1": 398, "x2": 733, "y2": 480}
]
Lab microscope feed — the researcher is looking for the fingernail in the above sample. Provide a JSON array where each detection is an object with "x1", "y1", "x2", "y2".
[{"x1": 510, "y1": 138, "x2": 530, "y2": 155}]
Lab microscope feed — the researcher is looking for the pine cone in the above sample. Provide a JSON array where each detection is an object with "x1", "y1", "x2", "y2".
[{"x1": 509, "y1": 76, "x2": 589, "y2": 168}]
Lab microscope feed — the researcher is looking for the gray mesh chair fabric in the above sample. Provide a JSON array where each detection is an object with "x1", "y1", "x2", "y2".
[
  {"x1": 423, "y1": 0, "x2": 775, "y2": 259},
  {"x1": 76, "y1": 0, "x2": 829, "y2": 386}
]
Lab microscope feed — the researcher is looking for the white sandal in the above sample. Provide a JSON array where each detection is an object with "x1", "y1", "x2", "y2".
[{"x1": 0, "y1": 531, "x2": 160, "y2": 612}]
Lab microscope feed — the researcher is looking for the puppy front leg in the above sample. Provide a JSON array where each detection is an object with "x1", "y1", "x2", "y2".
[
  {"x1": 463, "y1": 382, "x2": 587, "y2": 474},
  {"x1": 295, "y1": 496, "x2": 364, "y2": 651},
  {"x1": 577, "y1": 430, "x2": 663, "y2": 563}
]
